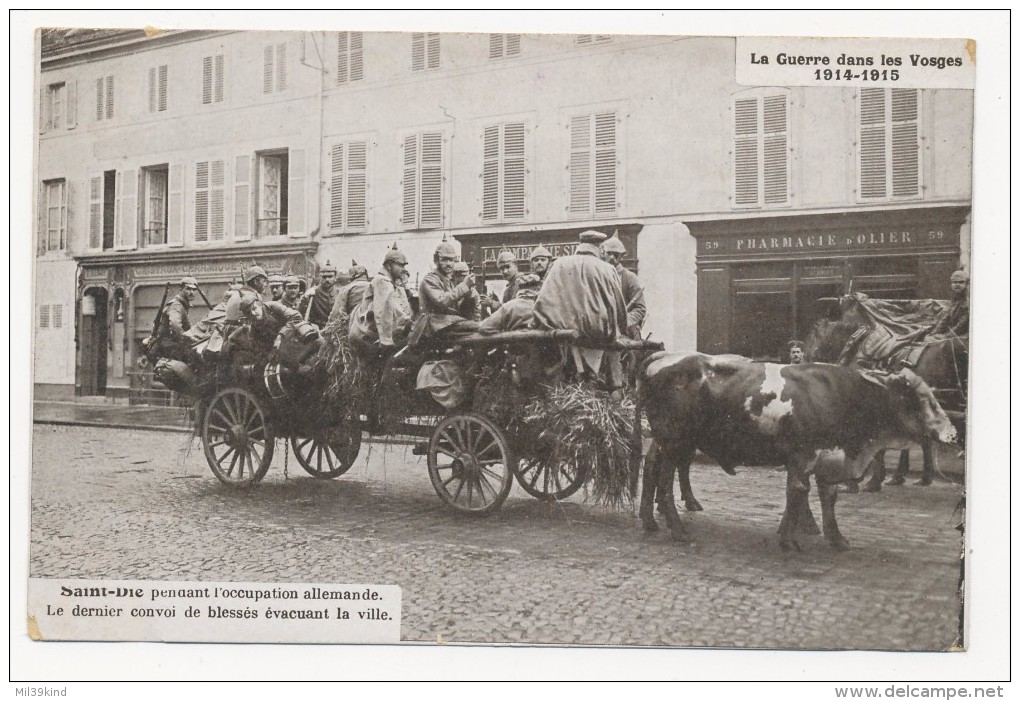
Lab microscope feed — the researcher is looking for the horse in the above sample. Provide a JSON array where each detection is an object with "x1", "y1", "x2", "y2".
[{"x1": 805, "y1": 296, "x2": 967, "y2": 490}]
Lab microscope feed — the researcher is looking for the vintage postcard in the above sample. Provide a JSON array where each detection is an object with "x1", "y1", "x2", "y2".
[{"x1": 14, "y1": 10, "x2": 1010, "y2": 684}]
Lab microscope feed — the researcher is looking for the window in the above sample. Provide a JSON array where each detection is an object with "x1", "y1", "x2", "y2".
[
  {"x1": 482, "y1": 122, "x2": 526, "y2": 222},
  {"x1": 568, "y1": 111, "x2": 617, "y2": 216},
  {"x1": 733, "y1": 93, "x2": 790, "y2": 207},
  {"x1": 202, "y1": 54, "x2": 225, "y2": 105},
  {"x1": 43, "y1": 82, "x2": 73, "y2": 131},
  {"x1": 576, "y1": 34, "x2": 612, "y2": 45},
  {"x1": 411, "y1": 33, "x2": 440, "y2": 71},
  {"x1": 329, "y1": 141, "x2": 368, "y2": 232},
  {"x1": 263, "y1": 42, "x2": 288, "y2": 94},
  {"x1": 140, "y1": 165, "x2": 169, "y2": 246},
  {"x1": 39, "y1": 305, "x2": 50, "y2": 329},
  {"x1": 859, "y1": 88, "x2": 921, "y2": 200},
  {"x1": 148, "y1": 65, "x2": 168, "y2": 113},
  {"x1": 95, "y1": 75, "x2": 114, "y2": 121},
  {"x1": 337, "y1": 32, "x2": 364, "y2": 84},
  {"x1": 256, "y1": 152, "x2": 289, "y2": 236},
  {"x1": 40, "y1": 179, "x2": 67, "y2": 254},
  {"x1": 402, "y1": 132, "x2": 443, "y2": 229},
  {"x1": 88, "y1": 171, "x2": 116, "y2": 250},
  {"x1": 489, "y1": 33, "x2": 521, "y2": 59},
  {"x1": 194, "y1": 160, "x2": 226, "y2": 242}
]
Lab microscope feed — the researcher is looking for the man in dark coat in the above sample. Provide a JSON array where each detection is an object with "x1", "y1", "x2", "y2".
[
  {"x1": 450, "y1": 262, "x2": 481, "y2": 322},
  {"x1": 156, "y1": 276, "x2": 199, "y2": 361},
  {"x1": 328, "y1": 261, "x2": 372, "y2": 325},
  {"x1": 931, "y1": 269, "x2": 970, "y2": 338},
  {"x1": 478, "y1": 274, "x2": 541, "y2": 334},
  {"x1": 408, "y1": 237, "x2": 480, "y2": 348},
  {"x1": 303, "y1": 261, "x2": 342, "y2": 327},
  {"x1": 600, "y1": 232, "x2": 646, "y2": 339}
]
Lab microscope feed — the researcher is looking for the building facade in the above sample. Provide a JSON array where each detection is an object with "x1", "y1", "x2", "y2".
[{"x1": 34, "y1": 29, "x2": 972, "y2": 398}]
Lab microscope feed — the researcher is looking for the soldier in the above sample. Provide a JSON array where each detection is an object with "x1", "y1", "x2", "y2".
[
  {"x1": 931, "y1": 269, "x2": 970, "y2": 338},
  {"x1": 268, "y1": 274, "x2": 284, "y2": 302},
  {"x1": 450, "y1": 261, "x2": 481, "y2": 322},
  {"x1": 281, "y1": 275, "x2": 303, "y2": 309},
  {"x1": 157, "y1": 277, "x2": 199, "y2": 360},
  {"x1": 600, "y1": 232, "x2": 646, "y2": 339},
  {"x1": 243, "y1": 265, "x2": 270, "y2": 299},
  {"x1": 478, "y1": 273, "x2": 541, "y2": 334},
  {"x1": 303, "y1": 261, "x2": 342, "y2": 327},
  {"x1": 496, "y1": 248, "x2": 523, "y2": 304},
  {"x1": 529, "y1": 244, "x2": 553, "y2": 283},
  {"x1": 348, "y1": 243, "x2": 414, "y2": 352},
  {"x1": 409, "y1": 236, "x2": 480, "y2": 348},
  {"x1": 328, "y1": 261, "x2": 372, "y2": 325}
]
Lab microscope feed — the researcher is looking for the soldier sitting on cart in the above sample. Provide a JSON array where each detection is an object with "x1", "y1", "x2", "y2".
[
  {"x1": 348, "y1": 243, "x2": 414, "y2": 354},
  {"x1": 407, "y1": 235, "x2": 481, "y2": 350},
  {"x1": 478, "y1": 273, "x2": 541, "y2": 334},
  {"x1": 154, "y1": 276, "x2": 200, "y2": 363}
]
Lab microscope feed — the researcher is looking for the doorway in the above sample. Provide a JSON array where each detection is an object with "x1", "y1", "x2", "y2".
[{"x1": 79, "y1": 288, "x2": 109, "y2": 395}]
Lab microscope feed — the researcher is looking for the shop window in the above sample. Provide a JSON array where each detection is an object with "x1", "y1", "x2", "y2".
[
  {"x1": 329, "y1": 141, "x2": 367, "y2": 232},
  {"x1": 263, "y1": 42, "x2": 288, "y2": 94},
  {"x1": 337, "y1": 32, "x2": 364, "y2": 84},
  {"x1": 140, "y1": 165, "x2": 169, "y2": 247},
  {"x1": 40, "y1": 178, "x2": 67, "y2": 254},
  {"x1": 95, "y1": 75, "x2": 114, "y2": 121},
  {"x1": 568, "y1": 111, "x2": 618, "y2": 217},
  {"x1": 147, "y1": 65, "x2": 168, "y2": 113},
  {"x1": 411, "y1": 33, "x2": 440, "y2": 71},
  {"x1": 733, "y1": 93, "x2": 790, "y2": 208},
  {"x1": 401, "y1": 132, "x2": 443, "y2": 229},
  {"x1": 489, "y1": 34, "x2": 521, "y2": 59},
  {"x1": 202, "y1": 54, "x2": 225, "y2": 105},
  {"x1": 256, "y1": 151, "x2": 289, "y2": 237},
  {"x1": 195, "y1": 159, "x2": 226, "y2": 242},
  {"x1": 482, "y1": 122, "x2": 526, "y2": 222},
  {"x1": 858, "y1": 88, "x2": 921, "y2": 200}
]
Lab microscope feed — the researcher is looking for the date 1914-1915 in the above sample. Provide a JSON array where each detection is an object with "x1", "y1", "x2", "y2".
[{"x1": 815, "y1": 69, "x2": 900, "y2": 82}]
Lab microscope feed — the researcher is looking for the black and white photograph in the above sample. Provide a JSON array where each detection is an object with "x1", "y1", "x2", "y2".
[{"x1": 12, "y1": 9, "x2": 1010, "y2": 685}]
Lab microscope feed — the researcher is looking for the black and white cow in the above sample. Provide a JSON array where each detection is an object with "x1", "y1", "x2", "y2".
[{"x1": 636, "y1": 352, "x2": 958, "y2": 551}]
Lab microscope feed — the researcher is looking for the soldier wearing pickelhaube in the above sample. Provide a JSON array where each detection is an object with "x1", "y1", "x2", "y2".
[
  {"x1": 600, "y1": 231, "x2": 646, "y2": 339},
  {"x1": 303, "y1": 260, "x2": 342, "y2": 327},
  {"x1": 529, "y1": 243, "x2": 553, "y2": 283},
  {"x1": 349, "y1": 243, "x2": 414, "y2": 351},
  {"x1": 328, "y1": 260, "x2": 372, "y2": 325},
  {"x1": 409, "y1": 234, "x2": 480, "y2": 347}
]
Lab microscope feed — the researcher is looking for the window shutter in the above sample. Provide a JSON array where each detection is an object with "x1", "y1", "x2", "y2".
[
  {"x1": 347, "y1": 142, "x2": 367, "y2": 229},
  {"x1": 503, "y1": 122, "x2": 526, "y2": 219},
  {"x1": 569, "y1": 114, "x2": 591, "y2": 214},
  {"x1": 167, "y1": 164, "x2": 184, "y2": 246},
  {"x1": 576, "y1": 35, "x2": 593, "y2": 45},
  {"x1": 762, "y1": 95, "x2": 788, "y2": 205},
  {"x1": 482, "y1": 125, "x2": 499, "y2": 220},
  {"x1": 105, "y1": 76, "x2": 114, "y2": 120},
  {"x1": 36, "y1": 182, "x2": 46, "y2": 256},
  {"x1": 506, "y1": 34, "x2": 521, "y2": 56},
  {"x1": 214, "y1": 55, "x2": 224, "y2": 103},
  {"x1": 337, "y1": 33, "x2": 348, "y2": 83},
  {"x1": 329, "y1": 143, "x2": 344, "y2": 227},
  {"x1": 202, "y1": 57, "x2": 213, "y2": 104},
  {"x1": 891, "y1": 89, "x2": 919, "y2": 197},
  {"x1": 158, "y1": 65, "x2": 168, "y2": 111},
  {"x1": 66, "y1": 80, "x2": 77, "y2": 128},
  {"x1": 594, "y1": 112, "x2": 616, "y2": 213},
  {"x1": 733, "y1": 98, "x2": 759, "y2": 205},
  {"x1": 489, "y1": 34, "x2": 503, "y2": 59},
  {"x1": 859, "y1": 88, "x2": 886, "y2": 199},
  {"x1": 95, "y1": 77, "x2": 104, "y2": 121},
  {"x1": 420, "y1": 133, "x2": 442, "y2": 227},
  {"x1": 263, "y1": 45, "x2": 274, "y2": 93},
  {"x1": 288, "y1": 148, "x2": 306, "y2": 236},
  {"x1": 276, "y1": 43, "x2": 288, "y2": 92},
  {"x1": 233, "y1": 155, "x2": 251, "y2": 241},
  {"x1": 411, "y1": 33, "x2": 424, "y2": 71},
  {"x1": 195, "y1": 161, "x2": 209, "y2": 242},
  {"x1": 114, "y1": 169, "x2": 137, "y2": 249},
  {"x1": 148, "y1": 68, "x2": 157, "y2": 113},
  {"x1": 350, "y1": 32, "x2": 363, "y2": 81},
  {"x1": 52, "y1": 304, "x2": 63, "y2": 329},
  {"x1": 39, "y1": 305, "x2": 50, "y2": 329},
  {"x1": 40, "y1": 86, "x2": 49, "y2": 133},
  {"x1": 61, "y1": 179, "x2": 70, "y2": 250},
  {"x1": 402, "y1": 135, "x2": 417, "y2": 224},
  {"x1": 427, "y1": 33, "x2": 440, "y2": 69},
  {"x1": 88, "y1": 175, "x2": 102, "y2": 249},
  {"x1": 210, "y1": 160, "x2": 225, "y2": 241}
]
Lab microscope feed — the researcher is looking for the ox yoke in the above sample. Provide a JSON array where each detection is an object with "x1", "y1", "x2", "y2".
[{"x1": 641, "y1": 353, "x2": 923, "y2": 471}]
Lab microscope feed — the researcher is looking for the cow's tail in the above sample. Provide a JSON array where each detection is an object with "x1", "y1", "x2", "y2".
[{"x1": 628, "y1": 359, "x2": 646, "y2": 499}]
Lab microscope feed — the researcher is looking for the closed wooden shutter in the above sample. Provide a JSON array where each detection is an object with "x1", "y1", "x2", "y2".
[
  {"x1": 214, "y1": 55, "x2": 224, "y2": 102},
  {"x1": 114, "y1": 169, "x2": 137, "y2": 249},
  {"x1": 762, "y1": 95, "x2": 788, "y2": 204},
  {"x1": 329, "y1": 143, "x2": 344, "y2": 228},
  {"x1": 66, "y1": 80, "x2": 77, "y2": 129},
  {"x1": 427, "y1": 33, "x2": 440, "y2": 69},
  {"x1": 263, "y1": 45, "x2": 274, "y2": 93},
  {"x1": 202, "y1": 57, "x2": 213, "y2": 104},
  {"x1": 402, "y1": 135, "x2": 417, "y2": 224},
  {"x1": 411, "y1": 33, "x2": 425, "y2": 71},
  {"x1": 489, "y1": 34, "x2": 503, "y2": 59},
  {"x1": 338, "y1": 32, "x2": 363, "y2": 83},
  {"x1": 88, "y1": 175, "x2": 103, "y2": 249},
  {"x1": 210, "y1": 160, "x2": 225, "y2": 241},
  {"x1": 233, "y1": 155, "x2": 251, "y2": 241},
  {"x1": 39, "y1": 305, "x2": 50, "y2": 329},
  {"x1": 148, "y1": 68, "x2": 157, "y2": 112},
  {"x1": 288, "y1": 148, "x2": 305, "y2": 236},
  {"x1": 195, "y1": 161, "x2": 209, "y2": 242},
  {"x1": 569, "y1": 114, "x2": 591, "y2": 214},
  {"x1": 733, "y1": 98, "x2": 759, "y2": 206},
  {"x1": 52, "y1": 304, "x2": 63, "y2": 329},
  {"x1": 346, "y1": 142, "x2": 367, "y2": 229},
  {"x1": 95, "y1": 77, "x2": 104, "y2": 121},
  {"x1": 506, "y1": 34, "x2": 520, "y2": 56},
  {"x1": 275, "y1": 42, "x2": 287, "y2": 92},
  {"x1": 337, "y1": 33, "x2": 349, "y2": 83},
  {"x1": 420, "y1": 133, "x2": 442, "y2": 227},
  {"x1": 504, "y1": 123, "x2": 526, "y2": 219},
  {"x1": 859, "y1": 88, "x2": 886, "y2": 199},
  {"x1": 350, "y1": 32, "x2": 364, "y2": 81},
  {"x1": 104, "y1": 76, "x2": 114, "y2": 119},
  {"x1": 891, "y1": 89, "x2": 919, "y2": 197},
  {"x1": 167, "y1": 164, "x2": 184, "y2": 246},
  {"x1": 593, "y1": 112, "x2": 616, "y2": 213},
  {"x1": 148, "y1": 67, "x2": 167, "y2": 113},
  {"x1": 481, "y1": 126, "x2": 499, "y2": 220}
]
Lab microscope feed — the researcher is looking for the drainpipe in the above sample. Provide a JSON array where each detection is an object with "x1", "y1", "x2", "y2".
[{"x1": 300, "y1": 32, "x2": 327, "y2": 245}]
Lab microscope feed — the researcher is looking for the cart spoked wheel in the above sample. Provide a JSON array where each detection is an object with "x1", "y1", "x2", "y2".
[
  {"x1": 515, "y1": 454, "x2": 588, "y2": 501},
  {"x1": 427, "y1": 413, "x2": 515, "y2": 515},
  {"x1": 290, "y1": 422, "x2": 362, "y2": 479},
  {"x1": 202, "y1": 387, "x2": 275, "y2": 488}
]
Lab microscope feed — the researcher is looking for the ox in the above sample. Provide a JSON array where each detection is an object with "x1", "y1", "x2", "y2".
[{"x1": 636, "y1": 352, "x2": 957, "y2": 551}]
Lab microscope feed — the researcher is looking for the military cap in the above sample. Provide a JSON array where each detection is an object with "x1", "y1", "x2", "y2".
[
  {"x1": 601, "y1": 231, "x2": 626, "y2": 255},
  {"x1": 383, "y1": 242, "x2": 408, "y2": 266},
  {"x1": 244, "y1": 265, "x2": 268, "y2": 283},
  {"x1": 451, "y1": 261, "x2": 470, "y2": 275},
  {"x1": 283, "y1": 275, "x2": 302, "y2": 287},
  {"x1": 517, "y1": 273, "x2": 542, "y2": 290},
  {"x1": 529, "y1": 244, "x2": 552, "y2": 260},
  {"x1": 579, "y1": 230, "x2": 607, "y2": 245},
  {"x1": 496, "y1": 248, "x2": 516, "y2": 266},
  {"x1": 268, "y1": 273, "x2": 284, "y2": 285},
  {"x1": 180, "y1": 276, "x2": 199, "y2": 289}
]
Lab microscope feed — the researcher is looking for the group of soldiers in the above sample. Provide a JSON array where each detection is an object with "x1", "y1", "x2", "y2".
[{"x1": 155, "y1": 228, "x2": 647, "y2": 394}]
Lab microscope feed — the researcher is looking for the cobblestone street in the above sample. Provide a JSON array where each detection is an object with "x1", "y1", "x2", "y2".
[{"x1": 31, "y1": 424, "x2": 966, "y2": 650}]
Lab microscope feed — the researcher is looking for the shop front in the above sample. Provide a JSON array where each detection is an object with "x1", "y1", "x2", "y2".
[
  {"x1": 75, "y1": 241, "x2": 317, "y2": 398},
  {"x1": 688, "y1": 207, "x2": 968, "y2": 361}
]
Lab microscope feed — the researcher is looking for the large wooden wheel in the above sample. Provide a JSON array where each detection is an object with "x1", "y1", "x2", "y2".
[
  {"x1": 290, "y1": 422, "x2": 362, "y2": 479},
  {"x1": 427, "y1": 413, "x2": 515, "y2": 515},
  {"x1": 202, "y1": 387, "x2": 274, "y2": 488},
  {"x1": 515, "y1": 454, "x2": 588, "y2": 501}
]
